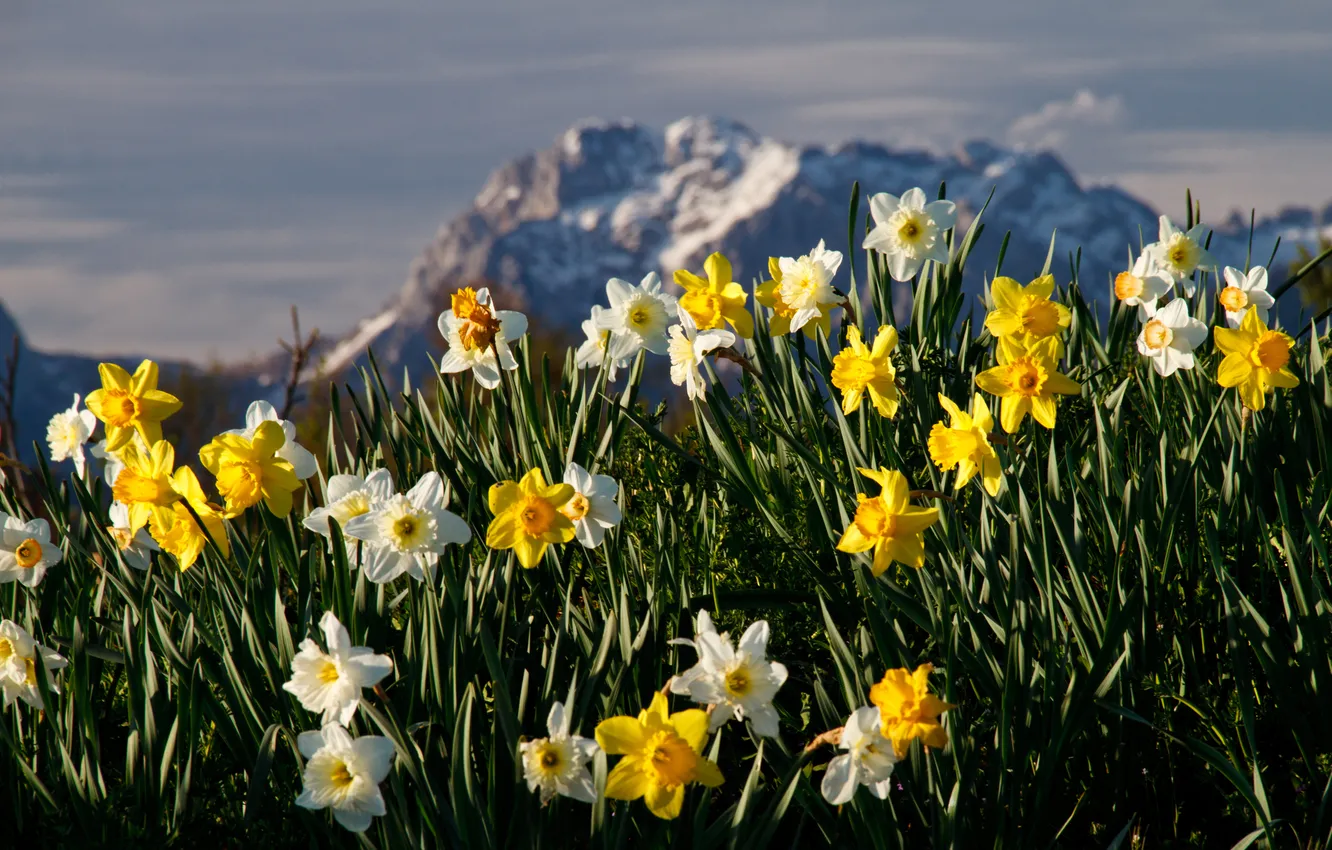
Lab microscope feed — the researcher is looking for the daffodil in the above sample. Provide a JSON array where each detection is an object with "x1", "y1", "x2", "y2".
[
  {"x1": 486, "y1": 467, "x2": 576, "y2": 568},
  {"x1": 199, "y1": 421, "x2": 302, "y2": 518},
  {"x1": 667, "y1": 308, "x2": 735, "y2": 401},
  {"x1": 669, "y1": 609, "x2": 788, "y2": 737},
  {"x1": 974, "y1": 336, "x2": 1081, "y2": 432},
  {"x1": 1218, "y1": 266, "x2": 1276, "y2": 329},
  {"x1": 0, "y1": 514, "x2": 63, "y2": 588},
  {"x1": 595, "y1": 692, "x2": 724, "y2": 820},
  {"x1": 106, "y1": 502, "x2": 158, "y2": 571},
  {"x1": 226, "y1": 400, "x2": 319, "y2": 479},
  {"x1": 575, "y1": 306, "x2": 628, "y2": 381},
  {"x1": 837, "y1": 468, "x2": 939, "y2": 574},
  {"x1": 927, "y1": 393, "x2": 1002, "y2": 497},
  {"x1": 0, "y1": 619, "x2": 67, "y2": 710},
  {"x1": 1214, "y1": 306, "x2": 1299, "y2": 411},
  {"x1": 596, "y1": 271, "x2": 679, "y2": 357},
  {"x1": 91, "y1": 432, "x2": 146, "y2": 488},
  {"x1": 674, "y1": 252, "x2": 753, "y2": 339},
  {"x1": 771, "y1": 240, "x2": 843, "y2": 334},
  {"x1": 150, "y1": 467, "x2": 230, "y2": 570},
  {"x1": 1113, "y1": 254, "x2": 1172, "y2": 320},
  {"x1": 437, "y1": 287, "x2": 528, "y2": 390},
  {"x1": 342, "y1": 472, "x2": 472, "y2": 583},
  {"x1": 296, "y1": 722, "x2": 395, "y2": 833},
  {"x1": 830, "y1": 325, "x2": 899, "y2": 418},
  {"x1": 820, "y1": 706, "x2": 897, "y2": 805},
  {"x1": 1137, "y1": 299, "x2": 1208, "y2": 377},
  {"x1": 984, "y1": 275, "x2": 1071, "y2": 352},
  {"x1": 869, "y1": 663, "x2": 954, "y2": 757},
  {"x1": 560, "y1": 462, "x2": 622, "y2": 548},
  {"x1": 519, "y1": 701, "x2": 599, "y2": 804},
  {"x1": 756, "y1": 256, "x2": 829, "y2": 339},
  {"x1": 862, "y1": 187, "x2": 957, "y2": 281},
  {"x1": 283, "y1": 611, "x2": 394, "y2": 725},
  {"x1": 46, "y1": 394, "x2": 96, "y2": 478},
  {"x1": 110, "y1": 439, "x2": 181, "y2": 536},
  {"x1": 303, "y1": 470, "x2": 396, "y2": 565},
  {"x1": 1145, "y1": 215, "x2": 1217, "y2": 295},
  {"x1": 84, "y1": 360, "x2": 182, "y2": 452}
]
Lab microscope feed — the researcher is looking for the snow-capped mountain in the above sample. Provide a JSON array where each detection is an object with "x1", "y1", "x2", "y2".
[{"x1": 320, "y1": 115, "x2": 1331, "y2": 376}]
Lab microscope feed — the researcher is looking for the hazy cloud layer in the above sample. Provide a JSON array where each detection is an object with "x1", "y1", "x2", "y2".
[{"x1": 1, "y1": 0, "x2": 1330, "y2": 359}]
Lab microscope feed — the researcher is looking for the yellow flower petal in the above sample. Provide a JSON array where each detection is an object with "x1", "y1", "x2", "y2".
[{"x1": 596, "y1": 717, "x2": 648, "y2": 756}]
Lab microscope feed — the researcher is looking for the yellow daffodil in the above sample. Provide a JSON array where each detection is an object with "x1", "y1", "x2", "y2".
[
  {"x1": 84, "y1": 360, "x2": 182, "y2": 452},
  {"x1": 983, "y1": 275, "x2": 1071, "y2": 353},
  {"x1": 974, "y1": 336, "x2": 1081, "y2": 433},
  {"x1": 673, "y1": 252, "x2": 753, "y2": 339},
  {"x1": 836, "y1": 468, "x2": 939, "y2": 574},
  {"x1": 830, "y1": 326, "x2": 899, "y2": 418},
  {"x1": 486, "y1": 468, "x2": 576, "y2": 568},
  {"x1": 755, "y1": 257, "x2": 832, "y2": 339},
  {"x1": 927, "y1": 393, "x2": 1002, "y2": 496},
  {"x1": 198, "y1": 421, "x2": 302, "y2": 517},
  {"x1": 1214, "y1": 305, "x2": 1299, "y2": 411},
  {"x1": 868, "y1": 663, "x2": 954, "y2": 757},
  {"x1": 150, "y1": 467, "x2": 230, "y2": 570},
  {"x1": 595, "y1": 692, "x2": 723, "y2": 820},
  {"x1": 111, "y1": 439, "x2": 181, "y2": 536}
]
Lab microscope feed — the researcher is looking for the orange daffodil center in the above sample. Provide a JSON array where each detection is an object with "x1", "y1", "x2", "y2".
[
  {"x1": 486, "y1": 468, "x2": 576, "y2": 568},
  {"x1": 673, "y1": 252, "x2": 754, "y2": 339},
  {"x1": 1214, "y1": 306, "x2": 1299, "y2": 411},
  {"x1": 451, "y1": 287, "x2": 502, "y2": 352},
  {"x1": 84, "y1": 360, "x2": 182, "y2": 452},
  {"x1": 836, "y1": 468, "x2": 940, "y2": 575}
]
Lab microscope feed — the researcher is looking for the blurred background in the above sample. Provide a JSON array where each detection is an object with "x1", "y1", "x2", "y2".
[{"x1": 1, "y1": 0, "x2": 1331, "y2": 362}]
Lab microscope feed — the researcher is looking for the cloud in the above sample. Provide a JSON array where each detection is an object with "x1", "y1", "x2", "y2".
[{"x1": 1006, "y1": 89, "x2": 1127, "y2": 152}]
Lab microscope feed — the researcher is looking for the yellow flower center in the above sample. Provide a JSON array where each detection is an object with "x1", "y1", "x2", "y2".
[
  {"x1": 328, "y1": 492, "x2": 372, "y2": 527},
  {"x1": 1218, "y1": 286, "x2": 1248, "y2": 312},
  {"x1": 452, "y1": 287, "x2": 501, "y2": 352},
  {"x1": 328, "y1": 760, "x2": 355, "y2": 791},
  {"x1": 519, "y1": 495, "x2": 557, "y2": 537},
  {"x1": 393, "y1": 515, "x2": 418, "y2": 539},
  {"x1": 14, "y1": 539, "x2": 42, "y2": 569},
  {"x1": 898, "y1": 219, "x2": 921, "y2": 241},
  {"x1": 378, "y1": 498, "x2": 434, "y2": 551},
  {"x1": 724, "y1": 667, "x2": 752, "y2": 698},
  {"x1": 928, "y1": 424, "x2": 980, "y2": 470},
  {"x1": 560, "y1": 492, "x2": 590, "y2": 522},
  {"x1": 1018, "y1": 297, "x2": 1061, "y2": 337},
  {"x1": 217, "y1": 460, "x2": 265, "y2": 511},
  {"x1": 854, "y1": 497, "x2": 898, "y2": 540},
  {"x1": 114, "y1": 470, "x2": 167, "y2": 506},
  {"x1": 23, "y1": 657, "x2": 37, "y2": 687},
  {"x1": 534, "y1": 742, "x2": 564, "y2": 776},
  {"x1": 680, "y1": 289, "x2": 724, "y2": 330},
  {"x1": 1252, "y1": 331, "x2": 1291, "y2": 372},
  {"x1": 644, "y1": 730, "x2": 697, "y2": 788},
  {"x1": 1005, "y1": 358, "x2": 1046, "y2": 397},
  {"x1": 109, "y1": 527, "x2": 135, "y2": 551},
  {"x1": 1142, "y1": 319, "x2": 1173, "y2": 351},
  {"x1": 1166, "y1": 235, "x2": 1198, "y2": 271},
  {"x1": 1113, "y1": 272, "x2": 1144, "y2": 301},
  {"x1": 317, "y1": 658, "x2": 340, "y2": 684},
  {"x1": 629, "y1": 306, "x2": 652, "y2": 329},
  {"x1": 102, "y1": 390, "x2": 140, "y2": 427},
  {"x1": 0, "y1": 637, "x2": 14, "y2": 664},
  {"x1": 831, "y1": 352, "x2": 880, "y2": 393}
]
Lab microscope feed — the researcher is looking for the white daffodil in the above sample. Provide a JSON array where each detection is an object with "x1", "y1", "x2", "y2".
[
  {"x1": 0, "y1": 513, "x2": 63, "y2": 588},
  {"x1": 862, "y1": 188, "x2": 957, "y2": 282},
  {"x1": 1145, "y1": 215, "x2": 1218, "y2": 295},
  {"x1": 518, "y1": 700, "x2": 599, "y2": 804},
  {"x1": 669, "y1": 609, "x2": 788, "y2": 737},
  {"x1": 595, "y1": 271, "x2": 679, "y2": 358},
  {"x1": 226, "y1": 400, "x2": 318, "y2": 479},
  {"x1": 107, "y1": 501, "x2": 158, "y2": 570},
  {"x1": 0, "y1": 619, "x2": 67, "y2": 710},
  {"x1": 295, "y1": 722, "x2": 395, "y2": 833},
  {"x1": 1218, "y1": 265, "x2": 1276, "y2": 329},
  {"x1": 304, "y1": 470, "x2": 397, "y2": 565},
  {"x1": 342, "y1": 472, "x2": 471, "y2": 584},
  {"x1": 559, "y1": 462, "x2": 622, "y2": 548},
  {"x1": 820, "y1": 706, "x2": 897, "y2": 805},
  {"x1": 437, "y1": 286, "x2": 528, "y2": 390},
  {"x1": 667, "y1": 308, "x2": 735, "y2": 401},
  {"x1": 1113, "y1": 254, "x2": 1173, "y2": 320},
  {"x1": 46, "y1": 394, "x2": 96, "y2": 478},
  {"x1": 776, "y1": 240, "x2": 844, "y2": 333},
  {"x1": 575, "y1": 306, "x2": 628, "y2": 381},
  {"x1": 1136, "y1": 299, "x2": 1209, "y2": 378},
  {"x1": 282, "y1": 611, "x2": 394, "y2": 725}
]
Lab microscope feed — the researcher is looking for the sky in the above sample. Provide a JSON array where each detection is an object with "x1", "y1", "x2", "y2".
[{"x1": 2, "y1": 0, "x2": 1330, "y2": 362}]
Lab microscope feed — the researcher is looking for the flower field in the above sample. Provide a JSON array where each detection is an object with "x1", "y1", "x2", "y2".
[{"x1": 5, "y1": 183, "x2": 1332, "y2": 848}]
